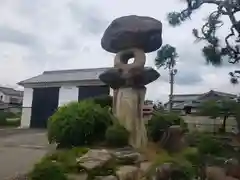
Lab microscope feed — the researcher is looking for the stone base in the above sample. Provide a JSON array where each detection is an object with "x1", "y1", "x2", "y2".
[{"x1": 115, "y1": 87, "x2": 147, "y2": 149}]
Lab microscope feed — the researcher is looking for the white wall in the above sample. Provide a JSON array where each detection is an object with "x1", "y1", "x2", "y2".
[
  {"x1": 0, "y1": 91, "x2": 8, "y2": 102},
  {"x1": 21, "y1": 88, "x2": 33, "y2": 128},
  {"x1": 21, "y1": 85, "x2": 110, "y2": 128},
  {"x1": 58, "y1": 86, "x2": 78, "y2": 106},
  {"x1": 0, "y1": 91, "x2": 23, "y2": 103},
  {"x1": 183, "y1": 115, "x2": 238, "y2": 133}
]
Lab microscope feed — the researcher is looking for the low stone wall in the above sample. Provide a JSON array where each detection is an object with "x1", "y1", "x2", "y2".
[{"x1": 182, "y1": 115, "x2": 238, "y2": 133}]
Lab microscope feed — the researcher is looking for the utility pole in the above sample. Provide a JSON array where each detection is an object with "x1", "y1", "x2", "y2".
[
  {"x1": 169, "y1": 69, "x2": 174, "y2": 112},
  {"x1": 168, "y1": 58, "x2": 177, "y2": 112}
]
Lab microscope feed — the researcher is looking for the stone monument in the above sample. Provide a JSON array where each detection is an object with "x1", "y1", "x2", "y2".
[{"x1": 99, "y1": 15, "x2": 162, "y2": 149}]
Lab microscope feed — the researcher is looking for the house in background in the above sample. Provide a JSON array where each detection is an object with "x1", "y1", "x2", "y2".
[
  {"x1": 0, "y1": 86, "x2": 23, "y2": 113},
  {"x1": 164, "y1": 90, "x2": 238, "y2": 114},
  {"x1": 18, "y1": 68, "x2": 111, "y2": 129}
]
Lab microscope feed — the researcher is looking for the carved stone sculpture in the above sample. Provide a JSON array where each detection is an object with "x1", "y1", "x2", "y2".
[{"x1": 99, "y1": 15, "x2": 162, "y2": 149}]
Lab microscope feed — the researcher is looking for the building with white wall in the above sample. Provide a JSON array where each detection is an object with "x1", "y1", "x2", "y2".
[
  {"x1": 0, "y1": 87, "x2": 23, "y2": 112},
  {"x1": 18, "y1": 68, "x2": 111, "y2": 128}
]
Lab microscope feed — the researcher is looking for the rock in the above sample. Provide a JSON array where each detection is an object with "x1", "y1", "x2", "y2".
[
  {"x1": 94, "y1": 175, "x2": 118, "y2": 180},
  {"x1": 154, "y1": 163, "x2": 173, "y2": 180},
  {"x1": 112, "y1": 147, "x2": 142, "y2": 165},
  {"x1": 154, "y1": 163, "x2": 189, "y2": 180},
  {"x1": 67, "y1": 173, "x2": 88, "y2": 180},
  {"x1": 116, "y1": 165, "x2": 140, "y2": 180},
  {"x1": 101, "y1": 15, "x2": 162, "y2": 53},
  {"x1": 99, "y1": 67, "x2": 160, "y2": 89},
  {"x1": 206, "y1": 166, "x2": 239, "y2": 180},
  {"x1": 76, "y1": 149, "x2": 112, "y2": 170},
  {"x1": 160, "y1": 125, "x2": 186, "y2": 152},
  {"x1": 225, "y1": 158, "x2": 240, "y2": 179},
  {"x1": 139, "y1": 162, "x2": 152, "y2": 177},
  {"x1": 206, "y1": 166, "x2": 226, "y2": 180}
]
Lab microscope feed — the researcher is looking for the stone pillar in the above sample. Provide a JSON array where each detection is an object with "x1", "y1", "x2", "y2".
[
  {"x1": 115, "y1": 87, "x2": 147, "y2": 149},
  {"x1": 112, "y1": 89, "x2": 118, "y2": 116}
]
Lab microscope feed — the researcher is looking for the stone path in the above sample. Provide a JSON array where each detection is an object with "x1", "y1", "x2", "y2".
[{"x1": 0, "y1": 129, "x2": 49, "y2": 180}]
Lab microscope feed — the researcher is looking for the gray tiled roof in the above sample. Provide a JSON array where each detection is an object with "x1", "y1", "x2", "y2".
[
  {"x1": 0, "y1": 87, "x2": 23, "y2": 97},
  {"x1": 18, "y1": 67, "x2": 110, "y2": 86}
]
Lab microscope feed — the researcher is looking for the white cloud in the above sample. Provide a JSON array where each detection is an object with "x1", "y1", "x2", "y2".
[{"x1": 0, "y1": 0, "x2": 239, "y2": 102}]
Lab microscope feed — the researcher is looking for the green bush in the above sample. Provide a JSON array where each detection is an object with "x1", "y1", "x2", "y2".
[
  {"x1": 43, "y1": 147, "x2": 89, "y2": 173},
  {"x1": 180, "y1": 147, "x2": 201, "y2": 166},
  {"x1": 105, "y1": 124, "x2": 129, "y2": 147},
  {"x1": 92, "y1": 95, "x2": 113, "y2": 108},
  {"x1": 0, "y1": 111, "x2": 20, "y2": 127},
  {"x1": 48, "y1": 100, "x2": 113, "y2": 148},
  {"x1": 28, "y1": 160, "x2": 67, "y2": 180},
  {"x1": 147, "y1": 112, "x2": 187, "y2": 142},
  {"x1": 197, "y1": 134, "x2": 224, "y2": 156}
]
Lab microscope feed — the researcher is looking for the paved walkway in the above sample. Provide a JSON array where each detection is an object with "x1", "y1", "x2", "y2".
[{"x1": 0, "y1": 129, "x2": 49, "y2": 180}]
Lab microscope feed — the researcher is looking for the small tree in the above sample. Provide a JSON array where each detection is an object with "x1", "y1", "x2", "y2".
[
  {"x1": 199, "y1": 100, "x2": 221, "y2": 118},
  {"x1": 155, "y1": 44, "x2": 178, "y2": 112},
  {"x1": 199, "y1": 99, "x2": 239, "y2": 133}
]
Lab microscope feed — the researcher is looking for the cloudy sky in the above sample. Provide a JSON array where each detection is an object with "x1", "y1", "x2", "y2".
[{"x1": 0, "y1": 0, "x2": 239, "y2": 102}]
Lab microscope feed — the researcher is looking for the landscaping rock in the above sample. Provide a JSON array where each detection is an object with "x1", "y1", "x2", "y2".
[
  {"x1": 67, "y1": 173, "x2": 88, "y2": 180},
  {"x1": 139, "y1": 162, "x2": 152, "y2": 177},
  {"x1": 76, "y1": 149, "x2": 112, "y2": 170},
  {"x1": 154, "y1": 163, "x2": 173, "y2": 180},
  {"x1": 94, "y1": 175, "x2": 118, "y2": 180},
  {"x1": 206, "y1": 166, "x2": 226, "y2": 180},
  {"x1": 112, "y1": 147, "x2": 141, "y2": 165},
  {"x1": 116, "y1": 165, "x2": 139, "y2": 180},
  {"x1": 160, "y1": 125, "x2": 186, "y2": 152},
  {"x1": 225, "y1": 158, "x2": 240, "y2": 179},
  {"x1": 101, "y1": 15, "x2": 162, "y2": 53}
]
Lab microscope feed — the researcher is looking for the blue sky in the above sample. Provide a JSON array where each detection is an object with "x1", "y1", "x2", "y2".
[{"x1": 0, "y1": 0, "x2": 239, "y2": 102}]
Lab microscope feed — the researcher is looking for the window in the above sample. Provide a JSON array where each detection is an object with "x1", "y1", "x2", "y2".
[{"x1": 0, "y1": 95, "x2": 2, "y2": 100}]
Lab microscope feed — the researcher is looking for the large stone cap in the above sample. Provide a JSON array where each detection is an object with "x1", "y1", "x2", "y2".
[
  {"x1": 101, "y1": 15, "x2": 162, "y2": 53},
  {"x1": 99, "y1": 67, "x2": 160, "y2": 89}
]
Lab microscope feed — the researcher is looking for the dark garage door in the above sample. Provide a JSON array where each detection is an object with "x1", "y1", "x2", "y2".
[
  {"x1": 30, "y1": 87, "x2": 59, "y2": 128},
  {"x1": 78, "y1": 85, "x2": 110, "y2": 101}
]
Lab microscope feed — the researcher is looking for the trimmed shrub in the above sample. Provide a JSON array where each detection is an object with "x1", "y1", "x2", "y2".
[
  {"x1": 180, "y1": 147, "x2": 201, "y2": 166},
  {"x1": 147, "y1": 112, "x2": 187, "y2": 142},
  {"x1": 105, "y1": 124, "x2": 129, "y2": 147},
  {"x1": 48, "y1": 100, "x2": 112, "y2": 148},
  {"x1": 197, "y1": 134, "x2": 224, "y2": 156},
  {"x1": 92, "y1": 95, "x2": 113, "y2": 108},
  {"x1": 28, "y1": 160, "x2": 67, "y2": 180}
]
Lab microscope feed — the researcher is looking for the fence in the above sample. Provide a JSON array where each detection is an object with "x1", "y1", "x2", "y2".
[{"x1": 182, "y1": 115, "x2": 238, "y2": 133}]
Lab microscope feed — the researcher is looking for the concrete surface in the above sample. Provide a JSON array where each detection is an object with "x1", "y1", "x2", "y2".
[{"x1": 0, "y1": 129, "x2": 49, "y2": 180}]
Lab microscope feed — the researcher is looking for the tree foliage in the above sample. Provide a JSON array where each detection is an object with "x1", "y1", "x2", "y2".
[
  {"x1": 155, "y1": 44, "x2": 178, "y2": 112},
  {"x1": 155, "y1": 44, "x2": 178, "y2": 69},
  {"x1": 168, "y1": 0, "x2": 240, "y2": 83}
]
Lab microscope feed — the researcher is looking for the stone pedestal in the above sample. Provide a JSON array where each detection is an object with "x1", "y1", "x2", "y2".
[{"x1": 115, "y1": 87, "x2": 147, "y2": 149}]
